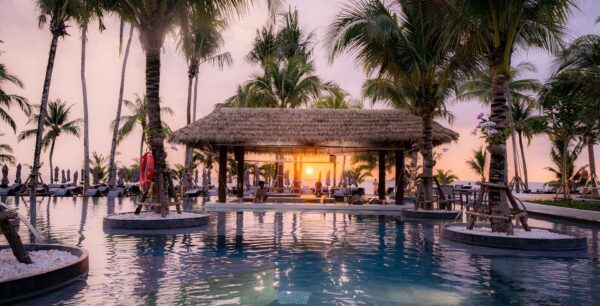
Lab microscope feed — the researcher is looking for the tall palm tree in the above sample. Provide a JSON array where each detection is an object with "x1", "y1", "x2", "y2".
[
  {"x1": 109, "y1": 0, "x2": 281, "y2": 209},
  {"x1": 511, "y1": 100, "x2": 544, "y2": 189},
  {"x1": 466, "y1": 146, "x2": 487, "y2": 182},
  {"x1": 77, "y1": 1, "x2": 105, "y2": 191},
  {"x1": 0, "y1": 134, "x2": 15, "y2": 165},
  {"x1": 329, "y1": 0, "x2": 474, "y2": 209},
  {"x1": 107, "y1": 22, "x2": 135, "y2": 189},
  {"x1": 0, "y1": 44, "x2": 31, "y2": 132},
  {"x1": 545, "y1": 138, "x2": 585, "y2": 193},
  {"x1": 90, "y1": 151, "x2": 108, "y2": 183},
  {"x1": 111, "y1": 94, "x2": 174, "y2": 159},
  {"x1": 178, "y1": 11, "x2": 232, "y2": 172},
  {"x1": 556, "y1": 34, "x2": 600, "y2": 196},
  {"x1": 31, "y1": 0, "x2": 83, "y2": 193},
  {"x1": 19, "y1": 100, "x2": 82, "y2": 184},
  {"x1": 458, "y1": 62, "x2": 543, "y2": 191},
  {"x1": 444, "y1": 0, "x2": 574, "y2": 231}
]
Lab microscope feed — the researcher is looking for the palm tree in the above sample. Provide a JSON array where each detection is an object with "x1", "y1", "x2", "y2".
[
  {"x1": 107, "y1": 22, "x2": 135, "y2": 189},
  {"x1": 444, "y1": 0, "x2": 574, "y2": 231},
  {"x1": 511, "y1": 100, "x2": 544, "y2": 189},
  {"x1": 329, "y1": 0, "x2": 474, "y2": 209},
  {"x1": 111, "y1": 94, "x2": 174, "y2": 159},
  {"x1": 90, "y1": 151, "x2": 108, "y2": 183},
  {"x1": 458, "y1": 62, "x2": 543, "y2": 191},
  {"x1": 539, "y1": 70, "x2": 587, "y2": 199},
  {"x1": 466, "y1": 146, "x2": 487, "y2": 182},
  {"x1": 19, "y1": 99, "x2": 82, "y2": 183},
  {"x1": 0, "y1": 134, "x2": 15, "y2": 165},
  {"x1": 30, "y1": 0, "x2": 83, "y2": 194},
  {"x1": 109, "y1": 0, "x2": 281, "y2": 209},
  {"x1": 312, "y1": 86, "x2": 362, "y2": 109},
  {"x1": 350, "y1": 154, "x2": 395, "y2": 177},
  {"x1": 0, "y1": 44, "x2": 31, "y2": 132},
  {"x1": 436, "y1": 169, "x2": 458, "y2": 185},
  {"x1": 545, "y1": 138, "x2": 585, "y2": 193},
  {"x1": 178, "y1": 11, "x2": 232, "y2": 171},
  {"x1": 346, "y1": 167, "x2": 372, "y2": 188},
  {"x1": 77, "y1": 1, "x2": 106, "y2": 191},
  {"x1": 556, "y1": 34, "x2": 600, "y2": 196}
]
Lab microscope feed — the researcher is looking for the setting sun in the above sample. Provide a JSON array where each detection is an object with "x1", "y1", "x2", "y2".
[{"x1": 305, "y1": 167, "x2": 314, "y2": 175}]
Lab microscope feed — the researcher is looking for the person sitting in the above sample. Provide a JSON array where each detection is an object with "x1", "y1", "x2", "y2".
[{"x1": 254, "y1": 181, "x2": 268, "y2": 203}]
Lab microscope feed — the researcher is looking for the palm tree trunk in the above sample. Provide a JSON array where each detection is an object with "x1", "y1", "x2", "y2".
[
  {"x1": 518, "y1": 132, "x2": 529, "y2": 191},
  {"x1": 144, "y1": 47, "x2": 169, "y2": 211},
  {"x1": 507, "y1": 101, "x2": 521, "y2": 193},
  {"x1": 48, "y1": 138, "x2": 56, "y2": 185},
  {"x1": 184, "y1": 68, "x2": 194, "y2": 172},
  {"x1": 421, "y1": 114, "x2": 434, "y2": 210},
  {"x1": 81, "y1": 23, "x2": 91, "y2": 192},
  {"x1": 562, "y1": 138, "x2": 570, "y2": 199},
  {"x1": 488, "y1": 72, "x2": 511, "y2": 232},
  {"x1": 588, "y1": 140, "x2": 598, "y2": 197},
  {"x1": 193, "y1": 72, "x2": 199, "y2": 121},
  {"x1": 31, "y1": 32, "x2": 60, "y2": 197},
  {"x1": 140, "y1": 130, "x2": 145, "y2": 159},
  {"x1": 108, "y1": 25, "x2": 134, "y2": 189}
]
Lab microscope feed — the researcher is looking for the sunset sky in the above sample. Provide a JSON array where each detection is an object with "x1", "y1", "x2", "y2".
[{"x1": 1, "y1": 0, "x2": 600, "y2": 184}]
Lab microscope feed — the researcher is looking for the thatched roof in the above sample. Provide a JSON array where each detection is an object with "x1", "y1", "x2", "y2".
[{"x1": 170, "y1": 108, "x2": 459, "y2": 154}]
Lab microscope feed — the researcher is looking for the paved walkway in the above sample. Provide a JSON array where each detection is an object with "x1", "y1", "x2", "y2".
[{"x1": 521, "y1": 201, "x2": 600, "y2": 224}]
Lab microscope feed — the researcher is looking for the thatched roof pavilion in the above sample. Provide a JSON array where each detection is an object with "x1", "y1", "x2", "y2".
[
  {"x1": 170, "y1": 108, "x2": 459, "y2": 203},
  {"x1": 170, "y1": 108, "x2": 458, "y2": 154}
]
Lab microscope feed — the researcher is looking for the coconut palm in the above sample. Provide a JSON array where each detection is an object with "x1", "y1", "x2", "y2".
[
  {"x1": 107, "y1": 22, "x2": 135, "y2": 190},
  {"x1": 329, "y1": 0, "x2": 475, "y2": 209},
  {"x1": 544, "y1": 138, "x2": 585, "y2": 193},
  {"x1": 346, "y1": 167, "x2": 372, "y2": 188},
  {"x1": 111, "y1": 94, "x2": 174, "y2": 159},
  {"x1": 0, "y1": 44, "x2": 31, "y2": 132},
  {"x1": 511, "y1": 100, "x2": 544, "y2": 189},
  {"x1": 19, "y1": 99, "x2": 82, "y2": 183},
  {"x1": 178, "y1": 11, "x2": 232, "y2": 171},
  {"x1": 436, "y1": 169, "x2": 458, "y2": 185},
  {"x1": 350, "y1": 154, "x2": 395, "y2": 177},
  {"x1": 90, "y1": 151, "x2": 108, "y2": 183},
  {"x1": 77, "y1": 1, "x2": 106, "y2": 191},
  {"x1": 466, "y1": 146, "x2": 487, "y2": 182},
  {"x1": 312, "y1": 86, "x2": 362, "y2": 109},
  {"x1": 458, "y1": 62, "x2": 543, "y2": 192},
  {"x1": 442, "y1": 0, "x2": 574, "y2": 231},
  {"x1": 108, "y1": 0, "x2": 281, "y2": 209},
  {"x1": 30, "y1": 0, "x2": 83, "y2": 192},
  {"x1": 539, "y1": 69, "x2": 588, "y2": 199},
  {"x1": 0, "y1": 134, "x2": 15, "y2": 165}
]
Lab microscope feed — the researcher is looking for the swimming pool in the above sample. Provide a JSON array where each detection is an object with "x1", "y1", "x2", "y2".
[{"x1": 2, "y1": 196, "x2": 599, "y2": 305}]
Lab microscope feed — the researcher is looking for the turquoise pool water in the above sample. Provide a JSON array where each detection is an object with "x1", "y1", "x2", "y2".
[{"x1": 2, "y1": 196, "x2": 600, "y2": 305}]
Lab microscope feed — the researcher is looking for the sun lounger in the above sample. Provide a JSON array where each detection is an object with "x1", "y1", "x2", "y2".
[
  {"x1": 52, "y1": 188, "x2": 72, "y2": 197},
  {"x1": 84, "y1": 188, "x2": 101, "y2": 197}
]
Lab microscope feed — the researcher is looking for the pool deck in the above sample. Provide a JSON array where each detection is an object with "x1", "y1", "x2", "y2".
[
  {"x1": 521, "y1": 201, "x2": 600, "y2": 225},
  {"x1": 205, "y1": 202, "x2": 412, "y2": 215}
]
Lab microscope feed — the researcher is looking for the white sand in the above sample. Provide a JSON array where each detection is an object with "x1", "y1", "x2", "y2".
[
  {"x1": 107, "y1": 211, "x2": 205, "y2": 220},
  {"x1": 0, "y1": 249, "x2": 79, "y2": 282},
  {"x1": 447, "y1": 226, "x2": 575, "y2": 239}
]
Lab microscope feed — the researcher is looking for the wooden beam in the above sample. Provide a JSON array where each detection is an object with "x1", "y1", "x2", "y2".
[
  {"x1": 395, "y1": 150, "x2": 405, "y2": 205},
  {"x1": 218, "y1": 146, "x2": 227, "y2": 203},
  {"x1": 235, "y1": 147, "x2": 244, "y2": 198},
  {"x1": 379, "y1": 151, "x2": 386, "y2": 200}
]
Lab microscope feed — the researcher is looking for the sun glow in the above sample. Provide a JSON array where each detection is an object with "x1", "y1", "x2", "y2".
[{"x1": 305, "y1": 167, "x2": 314, "y2": 175}]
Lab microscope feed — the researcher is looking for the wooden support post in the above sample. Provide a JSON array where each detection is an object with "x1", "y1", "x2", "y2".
[
  {"x1": 235, "y1": 147, "x2": 244, "y2": 198},
  {"x1": 395, "y1": 150, "x2": 405, "y2": 205},
  {"x1": 218, "y1": 146, "x2": 227, "y2": 203},
  {"x1": 378, "y1": 151, "x2": 386, "y2": 200}
]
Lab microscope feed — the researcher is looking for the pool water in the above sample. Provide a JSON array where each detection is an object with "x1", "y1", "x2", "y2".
[{"x1": 2, "y1": 196, "x2": 600, "y2": 305}]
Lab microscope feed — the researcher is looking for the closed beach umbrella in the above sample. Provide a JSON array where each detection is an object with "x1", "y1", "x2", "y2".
[
  {"x1": 318, "y1": 171, "x2": 322, "y2": 181},
  {"x1": 15, "y1": 163, "x2": 22, "y2": 184},
  {"x1": 1, "y1": 164, "x2": 8, "y2": 186},
  {"x1": 195, "y1": 169, "x2": 199, "y2": 183},
  {"x1": 244, "y1": 168, "x2": 250, "y2": 186},
  {"x1": 325, "y1": 170, "x2": 331, "y2": 187},
  {"x1": 54, "y1": 167, "x2": 59, "y2": 183},
  {"x1": 254, "y1": 164, "x2": 260, "y2": 186},
  {"x1": 228, "y1": 167, "x2": 233, "y2": 184},
  {"x1": 202, "y1": 168, "x2": 208, "y2": 190},
  {"x1": 73, "y1": 170, "x2": 78, "y2": 186},
  {"x1": 66, "y1": 169, "x2": 71, "y2": 182},
  {"x1": 341, "y1": 170, "x2": 347, "y2": 188},
  {"x1": 284, "y1": 170, "x2": 290, "y2": 187},
  {"x1": 92, "y1": 170, "x2": 99, "y2": 185},
  {"x1": 61, "y1": 169, "x2": 66, "y2": 184},
  {"x1": 207, "y1": 167, "x2": 212, "y2": 186}
]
